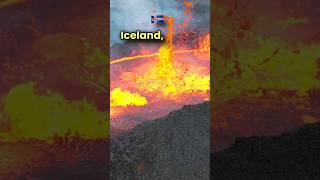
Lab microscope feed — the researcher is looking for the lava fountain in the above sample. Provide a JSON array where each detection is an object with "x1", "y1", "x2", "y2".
[{"x1": 110, "y1": 3, "x2": 210, "y2": 136}]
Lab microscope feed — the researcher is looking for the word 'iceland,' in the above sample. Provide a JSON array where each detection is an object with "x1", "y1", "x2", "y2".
[{"x1": 120, "y1": 31, "x2": 164, "y2": 41}]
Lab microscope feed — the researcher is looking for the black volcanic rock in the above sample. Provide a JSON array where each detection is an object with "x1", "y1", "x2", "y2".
[
  {"x1": 111, "y1": 102, "x2": 210, "y2": 180},
  {"x1": 212, "y1": 123, "x2": 320, "y2": 180}
]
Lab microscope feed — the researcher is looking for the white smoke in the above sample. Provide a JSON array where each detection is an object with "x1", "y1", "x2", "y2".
[{"x1": 110, "y1": 0, "x2": 210, "y2": 45}]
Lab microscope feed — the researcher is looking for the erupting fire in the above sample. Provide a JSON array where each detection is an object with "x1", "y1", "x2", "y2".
[
  {"x1": 110, "y1": 12, "x2": 210, "y2": 65},
  {"x1": 110, "y1": 0, "x2": 210, "y2": 125},
  {"x1": 136, "y1": 19, "x2": 210, "y2": 97}
]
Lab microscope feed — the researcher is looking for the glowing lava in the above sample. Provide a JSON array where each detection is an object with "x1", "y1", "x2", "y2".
[
  {"x1": 110, "y1": 49, "x2": 208, "y2": 64},
  {"x1": 110, "y1": 0, "x2": 210, "y2": 125},
  {"x1": 111, "y1": 16, "x2": 209, "y2": 106},
  {"x1": 136, "y1": 43, "x2": 210, "y2": 97},
  {"x1": 111, "y1": 87, "x2": 147, "y2": 108},
  {"x1": 133, "y1": 16, "x2": 209, "y2": 97},
  {"x1": 110, "y1": 52, "x2": 159, "y2": 64}
]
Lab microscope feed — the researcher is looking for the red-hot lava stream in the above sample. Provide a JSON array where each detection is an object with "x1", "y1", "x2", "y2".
[
  {"x1": 110, "y1": 48, "x2": 209, "y2": 65},
  {"x1": 110, "y1": 1, "x2": 210, "y2": 134}
]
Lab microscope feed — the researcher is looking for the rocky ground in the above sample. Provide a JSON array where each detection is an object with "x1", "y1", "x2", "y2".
[{"x1": 110, "y1": 102, "x2": 210, "y2": 180}]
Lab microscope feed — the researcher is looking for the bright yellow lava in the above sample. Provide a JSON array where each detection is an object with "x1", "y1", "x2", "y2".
[
  {"x1": 136, "y1": 43, "x2": 210, "y2": 97},
  {"x1": 110, "y1": 87, "x2": 147, "y2": 107},
  {"x1": 134, "y1": 16, "x2": 209, "y2": 97},
  {"x1": 111, "y1": 16, "x2": 210, "y2": 111}
]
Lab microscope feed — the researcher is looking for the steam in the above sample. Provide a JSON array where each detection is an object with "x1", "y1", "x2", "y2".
[{"x1": 110, "y1": 0, "x2": 210, "y2": 45}]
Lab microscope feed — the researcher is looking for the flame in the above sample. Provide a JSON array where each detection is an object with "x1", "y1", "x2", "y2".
[
  {"x1": 110, "y1": 87, "x2": 147, "y2": 107},
  {"x1": 110, "y1": 15, "x2": 209, "y2": 65},
  {"x1": 164, "y1": 16, "x2": 175, "y2": 47},
  {"x1": 135, "y1": 16, "x2": 209, "y2": 97},
  {"x1": 110, "y1": 0, "x2": 210, "y2": 122}
]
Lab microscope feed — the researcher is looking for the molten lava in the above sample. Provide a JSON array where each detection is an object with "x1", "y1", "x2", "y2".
[
  {"x1": 136, "y1": 42, "x2": 210, "y2": 97},
  {"x1": 134, "y1": 16, "x2": 209, "y2": 98},
  {"x1": 110, "y1": 88, "x2": 148, "y2": 119},
  {"x1": 110, "y1": 48, "x2": 208, "y2": 65},
  {"x1": 110, "y1": 0, "x2": 210, "y2": 131},
  {"x1": 111, "y1": 87, "x2": 147, "y2": 107}
]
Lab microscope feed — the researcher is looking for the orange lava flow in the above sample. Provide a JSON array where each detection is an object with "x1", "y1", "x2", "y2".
[
  {"x1": 111, "y1": 0, "x2": 209, "y2": 121},
  {"x1": 110, "y1": 48, "x2": 209, "y2": 65},
  {"x1": 133, "y1": 16, "x2": 210, "y2": 97},
  {"x1": 110, "y1": 52, "x2": 159, "y2": 64}
]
